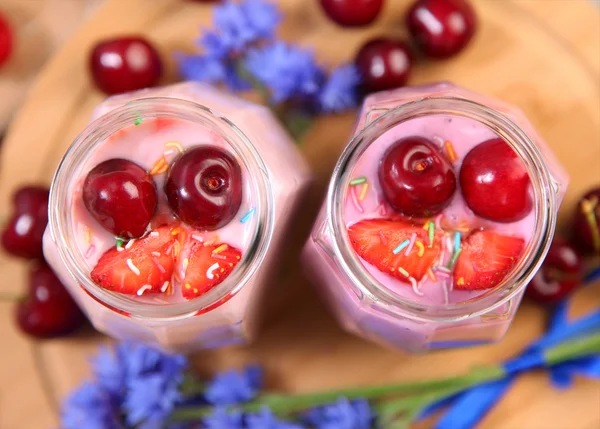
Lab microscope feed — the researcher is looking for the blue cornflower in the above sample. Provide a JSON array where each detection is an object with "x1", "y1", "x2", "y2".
[
  {"x1": 304, "y1": 398, "x2": 374, "y2": 429},
  {"x1": 246, "y1": 407, "x2": 307, "y2": 429},
  {"x1": 61, "y1": 382, "x2": 124, "y2": 429},
  {"x1": 91, "y1": 344, "x2": 128, "y2": 398},
  {"x1": 317, "y1": 64, "x2": 361, "y2": 113},
  {"x1": 177, "y1": 53, "x2": 251, "y2": 91},
  {"x1": 213, "y1": 0, "x2": 281, "y2": 52},
  {"x1": 205, "y1": 365, "x2": 263, "y2": 405},
  {"x1": 122, "y1": 344, "x2": 188, "y2": 429},
  {"x1": 244, "y1": 41, "x2": 322, "y2": 103},
  {"x1": 203, "y1": 407, "x2": 245, "y2": 429}
]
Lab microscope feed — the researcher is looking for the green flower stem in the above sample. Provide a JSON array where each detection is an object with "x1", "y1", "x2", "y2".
[
  {"x1": 180, "y1": 375, "x2": 205, "y2": 397},
  {"x1": 170, "y1": 331, "x2": 600, "y2": 423}
]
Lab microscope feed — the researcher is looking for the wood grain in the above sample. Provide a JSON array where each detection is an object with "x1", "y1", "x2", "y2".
[{"x1": 0, "y1": 1, "x2": 599, "y2": 428}]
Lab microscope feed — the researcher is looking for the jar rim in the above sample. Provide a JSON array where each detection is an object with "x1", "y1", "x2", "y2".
[
  {"x1": 326, "y1": 96, "x2": 557, "y2": 322},
  {"x1": 49, "y1": 97, "x2": 274, "y2": 320}
]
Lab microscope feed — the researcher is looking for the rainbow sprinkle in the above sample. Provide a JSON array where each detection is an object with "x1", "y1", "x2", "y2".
[
  {"x1": 358, "y1": 183, "x2": 369, "y2": 201},
  {"x1": 393, "y1": 239, "x2": 410, "y2": 255},
  {"x1": 161, "y1": 281, "x2": 170, "y2": 293},
  {"x1": 134, "y1": 117, "x2": 143, "y2": 126},
  {"x1": 427, "y1": 268, "x2": 437, "y2": 282},
  {"x1": 428, "y1": 222, "x2": 435, "y2": 248},
  {"x1": 125, "y1": 239, "x2": 135, "y2": 250},
  {"x1": 422, "y1": 220, "x2": 431, "y2": 230},
  {"x1": 445, "y1": 140, "x2": 457, "y2": 162},
  {"x1": 435, "y1": 214, "x2": 443, "y2": 229},
  {"x1": 152, "y1": 257, "x2": 166, "y2": 274},
  {"x1": 240, "y1": 208, "x2": 256, "y2": 223},
  {"x1": 409, "y1": 277, "x2": 423, "y2": 296},
  {"x1": 454, "y1": 232, "x2": 461, "y2": 252},
  {"x1": 126, "y1": 258, "x2": 140, "y2": 276},
  {"x1": 397, "y1": 267, "x2": 409, "y2": 277},
  {"x1": 206, "y1": 262, "x2": 220, "y2": 279},
  {"x1": 405, "y1": 233, "x2": 417, "y2": 256},
  {"x1": 415, "y1": 241, "x2": 425, "y2": 257},
  {"x1": 350, "y1": 187, "x2": 364, "y2": 213},
  {"x1": 116, "y1": 238, "x2": 124, "y2": 251},
  {"x1": 349, "y1": 176, "x2": 367, "y2": 186},
  {"x1": 212, "y1": 244, "x2": 228, "y2": 254},
  {"x1": 447, "y1": 248, "x2": 462, "y2": 269},
  {"x1": 136, "y1": 285, "x2": 152, "y2": 296},
  {"x1": 150, "y1": 157, "x2": 168, "y2": 176},
  {"x1": 435, "y1": 270, "x2": 451, "y2": 279},
  {"x1": 164, "y1": 141, "x2": 184, "y2": 153}
]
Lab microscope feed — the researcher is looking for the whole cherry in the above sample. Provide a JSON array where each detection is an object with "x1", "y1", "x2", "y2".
[
  {"x1": 379, "y1": 136, "x2": 456, "y2": 217},
  {"x1": 319, "y1": 0, "x2": 383, "y2": 27},
  {"x1": 406, "y1": 0, "x2": 476, "y2": 59},
  {"x1": 355, "y1": 38, "x2": 413, "y2": 93},
  {"x1": 0, "y1": 11, "x2": 13, "y2": 67},
  {"x1": 83, "y1": 159, "x2": 157, "y2": 238},
  {"x1": 460, "y1": 138, "x2": 533, "y2": 223},
  {"x1": 572, "y1": 187, "x2": 600, "y2": 254},
  {"x1": 16, "y1": 262, "x2": 86, "y2": 339},
  {"x1": 165, "y1": 146, "x2": 243, "y2": 230},
  {"x1": 1, "y1": 186, "x2": 49, "y2": 259},
  {"x1": 526, "y1": 237, "x2": 584, "y2": 304},
  {"x1": 89, "y1": 36, "x2": 162, "y2": 94}
]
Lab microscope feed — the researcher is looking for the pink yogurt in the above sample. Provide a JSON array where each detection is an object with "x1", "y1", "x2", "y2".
[
  {"x1": 303, "y1": 83, "x2": 568, "y2": 352},
  {"x1": 44, "y1": 83, "x2": 312, "y2": 352}
]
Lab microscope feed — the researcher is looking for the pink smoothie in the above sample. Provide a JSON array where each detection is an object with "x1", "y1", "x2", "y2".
[
  {"x1": 343, "y1": 115, "x2": 535, "y2": 306},
  {"x1": 71, "y1": 117, "x2": 257, "y2": 303},
  {"x1": 43, "y1": 83, "x2": 312, "y2": 352}
]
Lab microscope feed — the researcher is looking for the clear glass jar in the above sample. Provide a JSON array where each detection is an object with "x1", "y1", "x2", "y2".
[
  {"x1": 44, "y1": 83, "x2": 312, "y2": 353},
  {"x1": 302, "y1": 83, "x2": 567, "y2": 352}
]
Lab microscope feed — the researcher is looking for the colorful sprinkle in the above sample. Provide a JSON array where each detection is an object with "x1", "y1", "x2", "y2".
[
  {"x1": 581, "y1": 197, "x2": 600, "y2": 251},
  {"x1": 434, "y1": 266, "x2": 451, "y2": 273},
  {"x1": 454, "y1": 232, "x2": 461, "y2": 252},
  {"x1": 152, "y1": 257, "x2": 166, "y2": 274},
  {"x1": 150, "y1": 157, "x2": 168, "y2": 176},
  {"x1": 125, "y1": 239, "x2": 135, "y2": 250},
  {"x1": 378, "y1": 204, "x2": 388, "y2": 216},
  {"x1": 164, "y1": 141, "x2": 184, "y2": 153},
  {"x1": 191, "y1": 234, "x2": 204, "y2": 242},
  {"x1": 126, "y1": 258, "x2": 140, "y2": 276},
  {"x1": 427, "y1": 268, "x2": 437, "y2": 282},
  {"x1": 428, "y1": 222, "x2": 435, "y2": 248},
  {"x1": 441, "y1": 280, "x2": 449, "y2": 305},
  {"x1": 410, "y1": 277, "x2": 424, "y2": 296},
  {"x1": 151, "y1": 251, "x2": 161, "y2": 257},
  {"x1": 183, "y1": 257, "x2": 189, "y2": 271},
  {"x1": 405, "y1": 233, "x2": 417, "y2": 256},
  {"x1": 84, "y1": 244, "x2": 95, "y2": 258},
  {"x1": 212, "y1": 244, "x2": 228, "y2": 255},
  {"x1": 378, "y1": 231, "x2": 388, "y2": 246},
  {"x1": 415, "y1": 241, "x2": 425, "y2": 257},
  {"x1": 350, "y1": 187, "x2": 364, "y2": 213},
  {"x1": 84, "y1": 227, "x2": 92, "y2": 244},
  {"x1": 422, "y1": 220, "x2": 431, "y2": 230},
  {"x1": 116, "y1": 238, "x2": 124, "y2": 251},
  {"x1": 206, "y1": 262, "x2": 220, "y2": 279},
  {"x1": 240, "y1": 208, "x2": 256, "y2": 223},
  {"x1": 358, "y1": 183, "x2": 369, "y2": 201},
  {"x1": 435, "y1": 270, "x2": 451, "y2": 279},
  {"x1": 446, "y1": 235, "x2": 454, "y2": 254},
  {"x1": 134, "y1": 117, "x2": 143, "y2": 126},
  {"x1": 349, "y1": 176, "x2": 367, "y2": 186},
  {"x1": 212, "y1": 254, "x2": 229, "y2": 261},
  {"x1": 393, "y1": 239, "x2": 410, "y2": 255},
  {"x1": 435, "y1": 214, "x2": 443, "y2": 229},
  {"x1": 447, "y1": 248, "x2": 462, "y2": 269},
  {"x1": 161, "y1": 281, "x2": 170, "y2": 293},
  {"x1": 398, "y1": 267, "x2": 410, "y2": 277},
  {"x1": 150, "y1": 231, "x2": 159, "y2": 237},
  {"x1": 136, "y1": 285, "x2": 152, "y2": 296},
  {"x1": 445, "y1": 140, "x2": 457, "y2": 162}
]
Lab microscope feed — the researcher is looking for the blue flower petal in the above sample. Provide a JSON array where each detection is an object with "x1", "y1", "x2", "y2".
[
  {"x1": 205, "y1": 366, "x2": 262, "y2": 406},
  {"x1": 304, "y1": 397, "x2": 373, "y2": 429},
  {"x1": 203, "y1": 407, "x2": 245, "y2": 429},
  {"x1": 61, "y1": 382, "x2": 123, "y2": 429},
  {"x1": 317, "y1": 64, "x2": 360, "y2": 113}
]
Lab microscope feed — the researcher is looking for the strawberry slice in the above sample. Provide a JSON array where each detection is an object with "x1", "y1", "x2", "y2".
[
  {"x1": 348, "y1": 219, "x2": 441, "y2": 282},
  {"x1": 453, "y1": 230, "x2": 525, "y2": 290},
  {"x1": 181, "y1": 241, "x2": 242, "y2": 300},
  {"x1": 91, "y1": 226, "x2": 176, "y2": 295}
]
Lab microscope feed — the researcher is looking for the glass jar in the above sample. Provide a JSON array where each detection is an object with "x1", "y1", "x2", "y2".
[
  {"x1": 44, "y1": 83, "x2": 312, "y2": 353},
  {"x1": 302, "y1": 83, "x2": 567, "y2": 352}
]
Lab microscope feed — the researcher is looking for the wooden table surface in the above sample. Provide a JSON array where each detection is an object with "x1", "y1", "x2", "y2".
[{"x1": 0, "y1": 1, "x2": 599, "y2": 428}]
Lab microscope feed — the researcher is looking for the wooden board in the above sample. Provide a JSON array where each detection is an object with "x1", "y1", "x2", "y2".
[{"x1": 1, "y1": 0, "x2": 599, "y2": 428}]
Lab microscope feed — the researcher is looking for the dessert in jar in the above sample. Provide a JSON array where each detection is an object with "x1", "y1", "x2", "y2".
[
  {"x1": 302, "y1": 83, "x2": 567, "y2": 352},
  {"x1": 43, "y1": 82, "x2": 311, "y2": 352}
]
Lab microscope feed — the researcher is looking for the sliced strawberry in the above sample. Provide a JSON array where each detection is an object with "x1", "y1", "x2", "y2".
[
  {"x1": 91, "y1": 226, "x2": 176, "y2": 295},
  {"x1": 453, "y1": 230, "x2": 525, "y2": 290},
  {"x1": 181, "y1": 241, "x2": 242, "y2": 300},
  {"x1": 348, "y1": 219, "x2": 441, "y2": 282}
]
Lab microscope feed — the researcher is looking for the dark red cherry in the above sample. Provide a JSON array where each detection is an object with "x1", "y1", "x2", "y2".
[
  {"x1": 0, "y1": 11, "x2": 13, "y2": 67},
  {"x1": 460, "y1": 138, "x2": 532, "y2": 223},
  {"x1": 83, "y1": 159, "x2": 157, "y2": 238},
  {"x1": 526, "y1": 237, "x2": 584, "y2": 304},
  {"x1": 319, "y1": 0, "x2": 383, "y2": 27},
  {"x1": 1, "y1": 186, "x2": 49, "y2": 259},
  {"x1": 355, "y1": 38, "x2": 413, "y2": 93},
  {"x1": 16, "y1": 262, "x2": 86, "y2": 339},
  {"x1": 406, "y1": 0, "x2": 476, "y2": 59},
  {"x1": 165, "y1": 146, "x2": 242, "y2": 230},
  {"x1": 379, "y1": 136, "x2": 456, "y2": 217},
  {"x1": 89, "y1": 36, "x2": 162, "y2": 94},
  {"x1": 572, "y1": 187, "x2": 600, "y2": 254}
]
